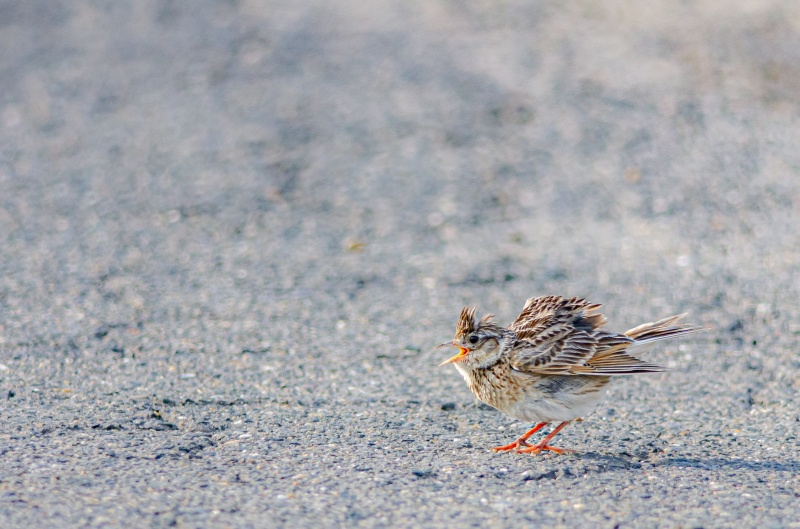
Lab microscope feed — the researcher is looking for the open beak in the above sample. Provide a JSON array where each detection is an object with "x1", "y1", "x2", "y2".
[{"x1": 438, "y1": 346, "x2": 470, "y2": 366}]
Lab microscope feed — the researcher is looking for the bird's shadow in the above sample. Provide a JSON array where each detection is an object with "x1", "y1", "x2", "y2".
[{"x1": 564, "y1": 451, "x2": 800, "y2": 475}]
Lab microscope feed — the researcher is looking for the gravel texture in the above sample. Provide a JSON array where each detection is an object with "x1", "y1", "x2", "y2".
[{"x1": 1, "y1": 1, "x2": 800, "y2": 527}]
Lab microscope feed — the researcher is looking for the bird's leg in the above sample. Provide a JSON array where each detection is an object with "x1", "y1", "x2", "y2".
[
  {"x1": 493, "y1": 422, "x2": 548, "y2": 452},
  {"x1": 518, "y1": 421, "x2": 574, "y2": 455}
]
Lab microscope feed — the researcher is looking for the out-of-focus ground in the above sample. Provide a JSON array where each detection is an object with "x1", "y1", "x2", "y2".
[{"x1": 1, "y1": 1, "x2": 799, "y2": 527}]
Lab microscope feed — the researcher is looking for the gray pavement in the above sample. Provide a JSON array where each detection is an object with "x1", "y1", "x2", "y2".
[{"x1": 1, "y1": 1, "x2": 799, "y2": 527}]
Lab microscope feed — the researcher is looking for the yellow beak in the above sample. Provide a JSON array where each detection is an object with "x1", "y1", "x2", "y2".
[{"x1": 438, "y1": 346, "x2": 470, "y2": 366}]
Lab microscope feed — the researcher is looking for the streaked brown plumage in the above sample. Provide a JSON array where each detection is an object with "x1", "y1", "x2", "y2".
[{"x1": 438, "y1": 295, "x2": 701, "y2": 454}]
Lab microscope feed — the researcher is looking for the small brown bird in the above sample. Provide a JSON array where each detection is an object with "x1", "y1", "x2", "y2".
[{"x1": 437, "y1": 296, "x2": 701, "y2": 454}]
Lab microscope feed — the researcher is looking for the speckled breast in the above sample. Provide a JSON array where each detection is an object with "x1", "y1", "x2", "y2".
[{"x1": 466, "y1": 363, "x2": 524, "y2": 412}]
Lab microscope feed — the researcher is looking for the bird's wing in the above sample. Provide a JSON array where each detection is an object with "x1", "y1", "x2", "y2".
[
  {"x1": 507, "y1": 323, "x2": 599, "y2": 376},
  {"x1": 507, "y1": 298, "x2": 699, "y2": 375},
  {"x1": 571, "y1": 316, "x2": 702, "y2": 373},
  {"x1": 508, "y1": 328, "x2": 666, "y2": 376},
  {"x1": 509, "y1": 296, "x2": 606, "y2": 338}
]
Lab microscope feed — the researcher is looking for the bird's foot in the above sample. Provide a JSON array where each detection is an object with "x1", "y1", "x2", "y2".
[
  {"x1": 492, "y1": 439, "x2": 535, "y2": 453},
  {"x1": 492, "y1": 422, "x2": 549, "y2": 453},
  {"x1": 518, "y1": 443, "x2": 574, "y2": 455}
]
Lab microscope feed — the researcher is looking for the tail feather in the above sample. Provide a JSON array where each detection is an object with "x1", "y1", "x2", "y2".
[
  {"x1": 572, "y1": 314, "x2": 703, "y2": 376},
  {"x1": 624, "y1": 313, "x2": 702, "y2": 344}
]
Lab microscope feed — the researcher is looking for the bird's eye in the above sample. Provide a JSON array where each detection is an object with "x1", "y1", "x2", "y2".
[{"x1": 468, "y1": 335, "x2": 479, "y2": 344}]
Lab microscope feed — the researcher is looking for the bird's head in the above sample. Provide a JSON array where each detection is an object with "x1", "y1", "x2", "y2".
[{"x1": 436, "y1": 306, "x2": 508, "y2": 370}]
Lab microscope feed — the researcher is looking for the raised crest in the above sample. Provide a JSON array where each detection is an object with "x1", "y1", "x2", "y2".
[{"x1": 456, "y1": 306, "x2": 477, "y2": 336}]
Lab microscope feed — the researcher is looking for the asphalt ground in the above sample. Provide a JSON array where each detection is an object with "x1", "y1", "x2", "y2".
[{"x1": 1, "y1": 1, "x2": 799, "y2": 527}]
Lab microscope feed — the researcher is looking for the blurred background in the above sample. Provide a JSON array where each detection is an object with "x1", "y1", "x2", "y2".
[
  {"x1": 2, "y1": 1, "x2": 799, "y2": 376},
  {"x1": 1, "y1": 1, "x2": 799, "y2": 526},
  {"x1": 0, "y1": 0, "x2": 800, "y2": 426}
]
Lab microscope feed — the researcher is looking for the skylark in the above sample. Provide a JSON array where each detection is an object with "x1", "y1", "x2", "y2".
[{"x1": 438, "y1": 295, "x2": 701, "y2": 454}]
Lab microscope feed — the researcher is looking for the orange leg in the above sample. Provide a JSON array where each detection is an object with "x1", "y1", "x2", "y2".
[
  {"x1": 493, "y1": 422, "x2": 548, "y2": 452},
  {"x1": 518, "y1": 421, "x2": 574, "y2": 455}
]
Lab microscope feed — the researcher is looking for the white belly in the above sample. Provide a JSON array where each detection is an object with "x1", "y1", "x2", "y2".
[
  {"x1": 502, "y1": 390, "x2": 604, "y2": 423},
  {"x1": 497, "y1": 374, "x2": 609, "y2": 423}
]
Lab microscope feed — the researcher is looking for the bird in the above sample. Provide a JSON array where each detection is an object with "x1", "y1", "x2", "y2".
[{"x1": 436, "y1": 295, "x2": 701, "y2": 455}]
